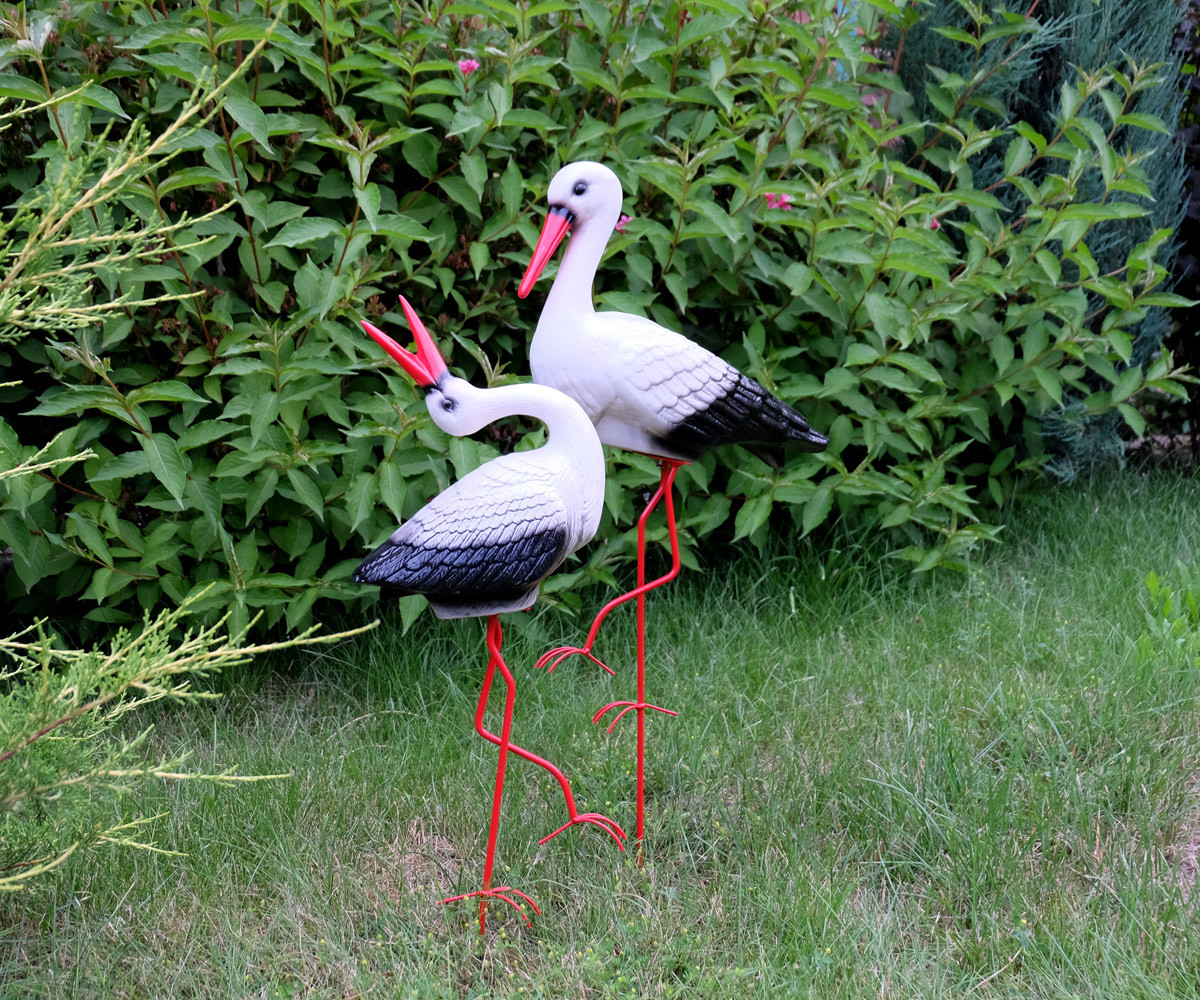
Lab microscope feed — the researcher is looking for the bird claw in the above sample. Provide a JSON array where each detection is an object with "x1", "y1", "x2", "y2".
[
  {"x1": 440, "y1": 886, "x2": 541, "y2": 927},
  {"x1": 539, "y1": 811, "x2": 627, "y2": 850},
  {"x1": 535, "y1": 644, "x2": 615, "y2": 676},
  {"x1": 592, "y1": 700, "x2": 679, "y2": 734}
]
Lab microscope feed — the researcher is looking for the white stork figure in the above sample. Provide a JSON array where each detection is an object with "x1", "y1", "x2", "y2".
[
  {"x1": 354, "y1": 296, "x2": 624, "y2": 933},
  {"x1": 517, "y1": 160, "x2": 828, "y2": 844}
]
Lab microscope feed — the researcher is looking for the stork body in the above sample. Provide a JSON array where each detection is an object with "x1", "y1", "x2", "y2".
[
  {"x1": 353, "y1": 393, "x2": 603, "y2": 619},
  {"x1": 519, "y1": 161, "x2": 827, "y2": 460},
  {"x1": 518, "y1": 161, "x2": 828, "y2": 846},
  {"x1": 354, "y1": 299, "x2": 622, "y2": 933}
]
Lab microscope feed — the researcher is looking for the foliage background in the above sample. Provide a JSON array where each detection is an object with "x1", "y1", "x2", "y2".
[
  {"x1": 896, "y1": 0, "x2": 1189, "y2": 479},
  {"x1": 0, "y1": 0, "x2": 1189, "y2": 638}
]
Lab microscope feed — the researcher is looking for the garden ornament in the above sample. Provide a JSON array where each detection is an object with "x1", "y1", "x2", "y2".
[
  {"x1": 518, "y1": 160, "x2": 829, "y2": 846},
  {"x1": 354, "y1": 297, "x2": 624, "y2": 933}
]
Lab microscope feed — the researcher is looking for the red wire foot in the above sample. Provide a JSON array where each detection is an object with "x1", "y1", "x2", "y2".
[
  {"x1": 440, "y1": 887, "x2": 541, "y2": 928},
  {"x1": 593, "y1": 700, "x2": 679, "y2": 734},
  {"x1": 539, "y1": 810, "x2": 627, "y2": 849},
  {"x1": 535, "y1": 644, "x2": 615, "y2": 676}
]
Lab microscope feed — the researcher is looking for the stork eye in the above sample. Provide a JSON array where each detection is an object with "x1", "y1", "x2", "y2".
[
  {"x1": 573, "y1": 181, "x2": 587, "y2": 196},
  {"x1": 440, "y1": 398, "x2": 456, "y2": 412}
]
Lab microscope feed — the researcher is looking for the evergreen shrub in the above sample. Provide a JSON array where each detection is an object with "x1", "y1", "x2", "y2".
[
  {"x1": 895, "y1": 0, "x2": 1192, "y2": 478},
  {"x1": 0, "y1": 0, "x2": 1189, "y2": 636},
  {"x1": 0, "y1": 445, "x2": 377, "y2": 890}
]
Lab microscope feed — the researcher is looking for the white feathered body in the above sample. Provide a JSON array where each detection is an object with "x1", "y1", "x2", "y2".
[
  {"x1": 353, "y1": 377, "x2": 605, "y2": 619},
  {"x1": 526, "y1": 161, "x2": 827, "y2": 462}
]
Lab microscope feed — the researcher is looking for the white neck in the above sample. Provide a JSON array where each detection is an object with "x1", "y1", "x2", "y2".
[
  {"x1": 455, "y1": 380, "x2": 603, "y2": 474},
  {"x1": 544, "y1": 207, "x2": 620, "y2": 317}
]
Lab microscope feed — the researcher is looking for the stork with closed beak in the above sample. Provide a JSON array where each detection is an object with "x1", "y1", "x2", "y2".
[
  {"x1": 354, "y1": 297, "x2": 625, "y2": 933},
  {"x1": 517, "y1": 161, "x2": 828, "y2": 845}
]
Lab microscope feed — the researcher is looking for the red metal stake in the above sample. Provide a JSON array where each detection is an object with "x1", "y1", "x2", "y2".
[
  {"x1": 441, "y1": 617, "x2": 625, "y2": 934},
  {"x1": 539, "y1": 460, "x2": 686, "y2": 850},
  {"x1": 440, "y1": 616, "x2": 540, "y2": 934},
  {"x1": 470, "y1": 627, "x2": 626, "y2": 847},
  {"x1": 536, "y1": 460, "x2": 687, "y2": 678}
]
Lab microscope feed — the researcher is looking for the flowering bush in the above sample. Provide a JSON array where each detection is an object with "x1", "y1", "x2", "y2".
[{"x1": 0, "y1": 0, "x2": 1188, "y2": 636}]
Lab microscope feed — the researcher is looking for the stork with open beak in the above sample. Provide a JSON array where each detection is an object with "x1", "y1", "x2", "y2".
[
  {"x1": 517, "y1": 161, "x2": 828, "y2": 845},
  {"x1": 355, "y1": 297, "x2": 624, "y2": 933}
]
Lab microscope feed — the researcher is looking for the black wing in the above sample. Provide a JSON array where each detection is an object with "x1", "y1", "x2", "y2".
[
  {"x1": 352, "y1": 461, "x2": 571, "y2": 600},
  {"x1": 655, "y1": 371, "x2": 828, "y2": 457}
]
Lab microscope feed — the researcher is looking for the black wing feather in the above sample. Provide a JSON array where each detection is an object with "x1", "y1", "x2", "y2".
[
  {"x1": 656, "y1": 373, "x2": 827, "y2": 457},
  {"x1": 353, "y1": 526, "x2": 568, "y2": 600}
]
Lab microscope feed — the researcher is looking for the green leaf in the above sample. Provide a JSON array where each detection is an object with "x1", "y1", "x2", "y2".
[
  {"x1": 127, "y1": 381, "x2": 209, "y2": 406},
  {"x1": 733, "y1": 493, "x2": 772, "y2": 540},
  {"x1": 286, "y1": 468, "x2": 326, "y2": 521},
  {"x1": 1117, "y1": 403, "x2": 1145, "y2": 437},
  {"x1": 469, "y1": 241, "x2": 490, "y2": 278},
  {"x1": 26, "y1": 386, "x2": 122, "y2": 417},
  {"x1": 501, "y1": 158, "x2": 523, "y2": 219},
  {"x1": 244, "y1": 469, "x2": 280, "y2": 523},
  {"x1": 884, "y1": 254, "x2": 949, "y2": 284},
  {"x1": 1058, "y1": 203, "x2": 1147, "y2": 223},
  {"x1": 354, "y1": 181, "x2": 382, "y2": 231},
  {"x1": 990, "y1": 335, "x2": 1015, "y2": 375},
  {"x1": 141, "y1": 433, "x2": 188, "y2": 505},
  {"x1": 71, "y1": 84, "x2": 129, "y2": 120},
  {"x1": 460, "y1": 150, "x2": 487, "y2": 200},
  {"x1": 1112, "y1": 366, "x2": 1142, "y2": 403},
  {"x1": 502, "y1": 108, "x2": 563, "y2": 132},
  {"x1": 345, "y1": 472, "x2": 377, "y2": 534},
  {"x1": 439, "y1": 175, "x2": 482, "y2": 217},
  {"x1": 1004, "y1": 135, "x2": 1033, "y2": 176},
  {"x1": 845, "y1": 343, "x2": 879, "y2": 366},
  {"x1": 90, "y1": 451, "x2": 151, "y2": 482},
  {"x1": 267, "y1": 218, "x2": 345, "y2": 247},
  {"x1": 0, "y1": 74, "x2": 50, "y2": 103},
  {"x1": 378, "y1": 461, "x2": 405, "y2": 520},
  {"x1": 373, "y1": 214, "x2": 433, "y2": 241},
  {"x1": 224, "y1": 92, "x2": 272, "y2": 152},
  {"x1": 817, "y1": 230, "x2": 874, "y2": 265},
  {"x1": 1115, "y1": 112, "x2": 1169, "y2": 135},
  {"x1": 1030, "y1": 366, "x2": 1062, "y2": 405},
  {"x1": 802, "y1": 485, "x2": 833, "y2": 535},
  {"x1": 248, "y1": 391, "x2": 280, "y2": 446},
  {"x1": 402, "y1": 133, "x2": 440, "y2": 178},
  {"x1": 663, "y1": 272, "x2": 689, "y2": 313}
]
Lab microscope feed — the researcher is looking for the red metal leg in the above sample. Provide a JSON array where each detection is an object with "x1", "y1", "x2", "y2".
[
  {"x1": 591, "y1": 461, "x2": 684, "y2": 849},
  {"x1": 470, "y1": 626, "x2": 626, "y2": 849},
  {"x1": 440, "y1": 616, "x2": 541, "y2": 934},
  {"x1": 536, "y1": 459, "x2": 687, "y2": 677}
]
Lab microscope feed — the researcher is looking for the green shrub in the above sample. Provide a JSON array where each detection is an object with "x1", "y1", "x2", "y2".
[{"x1": 0, "y1": 0, "x2": 1189, "y2": 636}]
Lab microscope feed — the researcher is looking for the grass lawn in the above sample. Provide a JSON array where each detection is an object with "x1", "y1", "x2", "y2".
[{"x1": 3, "y1": 470, "x2": 1200, "y2": 999}]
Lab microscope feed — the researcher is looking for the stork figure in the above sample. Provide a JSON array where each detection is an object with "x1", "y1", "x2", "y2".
[
  {"x1": 354, "y1": 297, "x2": 625, "y2": 934},
  {"x1": 517, "y1": 160, "x2": 828, "y2": 846}
]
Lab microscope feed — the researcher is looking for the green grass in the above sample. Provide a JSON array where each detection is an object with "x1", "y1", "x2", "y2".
[{"x1": 4, "y1": 471, "x2": 1200, "y2": 999}]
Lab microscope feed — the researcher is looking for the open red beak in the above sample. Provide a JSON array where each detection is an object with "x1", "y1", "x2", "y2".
[
  {"x1": 517, "y1": 205, "x2": 573, "y2": 299},
  {"x1": 361, "y1": 295, "x2": 449, "y2": 388}
]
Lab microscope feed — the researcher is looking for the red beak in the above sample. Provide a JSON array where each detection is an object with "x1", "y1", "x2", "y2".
[
  {"x1": 361, "y1": 295, "x2": 449, "y2": 388},
  {"x1": 517, "y1": 206, "x2": 573, "y2": 299}
]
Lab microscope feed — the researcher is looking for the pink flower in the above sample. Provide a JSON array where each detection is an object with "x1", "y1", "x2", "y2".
[
  {"x1": 458, "y1": 58, "x2": 480, "y2": 77},
  {"x1": 615, "y1": 214, "x2": 632, "y2": 233},
  {"x1": 791, "y1": 10, "x2": 812, "y2": 23},
  {"x1": 765, "y1": 193, "x2": 793, "y2": 210},
  {"x1": 930, "y1": 217, "x2": 941, "y2": 230}
]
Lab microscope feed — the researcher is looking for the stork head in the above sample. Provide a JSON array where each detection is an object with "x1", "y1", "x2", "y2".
[
  {"x1": 517, "y1": 160, "x2": 624, "y2": 299},
  {"x1": 362, "y1": 298, "x2": 490, "y2": 437}
]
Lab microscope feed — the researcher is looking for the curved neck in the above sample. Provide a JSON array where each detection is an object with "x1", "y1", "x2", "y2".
[
  {"x1": 544, "y1": 209, "x2": 619, "y2": 316},
  {"x1": 459, "y1": 381, "x2": 602, "y2": 470}
]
